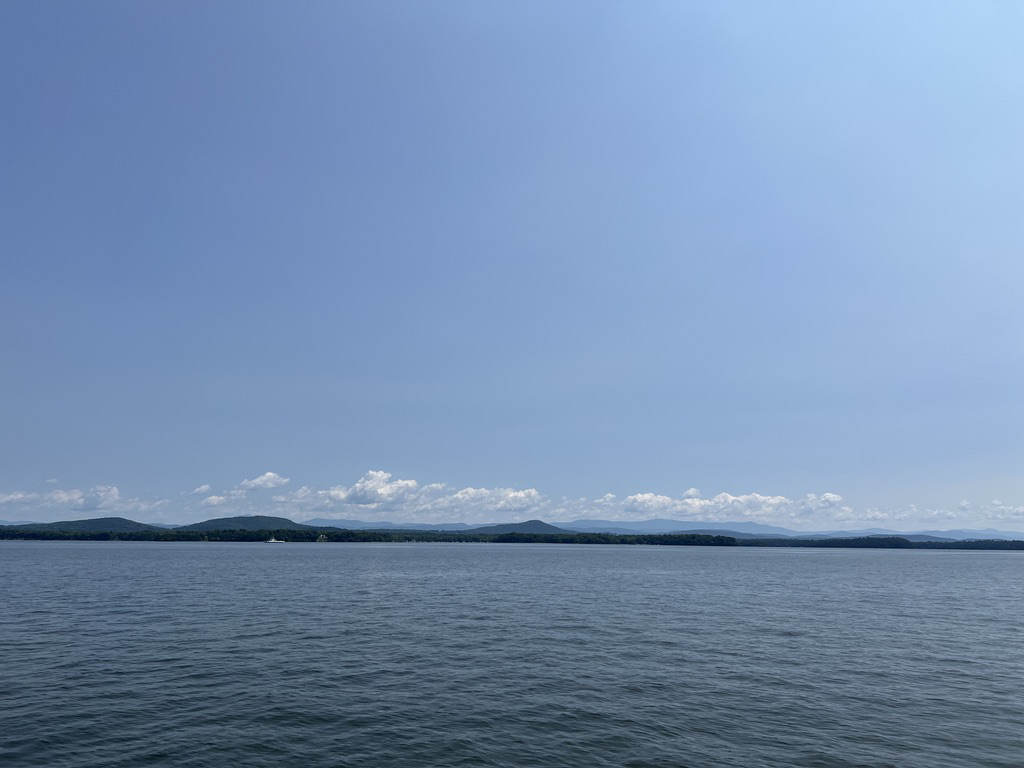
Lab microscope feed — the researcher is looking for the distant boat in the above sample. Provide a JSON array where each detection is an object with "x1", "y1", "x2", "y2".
[{"x1": 265, "y1": 537, "x2": 286, "y2": 543}]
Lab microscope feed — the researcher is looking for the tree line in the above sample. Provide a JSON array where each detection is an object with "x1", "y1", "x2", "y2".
[
  {"x1": 3, "y1": 529, "x2": 1022, "y2": 549},
  {"x1": 736, "y1": 536, "x2": 1024, "y2": 550},
  {"x1": 0, "y1": 528, "x2": 736, "y2": 545}
]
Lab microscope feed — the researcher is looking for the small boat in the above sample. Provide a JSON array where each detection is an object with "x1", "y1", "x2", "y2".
[{"x1": 265, "y1": 537, "x2": 286, "y2": 543}]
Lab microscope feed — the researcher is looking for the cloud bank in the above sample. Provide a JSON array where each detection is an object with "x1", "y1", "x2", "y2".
[
  {"x1": 0, "y1": 486, "x2": 168, "y2": 518},
  {"x1": 268, "y1": 471, "x2": 1024, "y2": 530},
  {"x1": 275, "y1": 470, "x2": 545, "y2": 524},
  {"x1": 2, "y1": 470, "x2": 1022, "y2": 530}
]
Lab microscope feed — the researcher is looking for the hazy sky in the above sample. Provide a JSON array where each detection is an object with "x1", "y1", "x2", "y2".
[{"x1": 3, "y1": 2, "x2": 1022, "y2": 529}]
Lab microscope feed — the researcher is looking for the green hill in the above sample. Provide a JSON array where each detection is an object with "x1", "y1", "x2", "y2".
[
  {"x1": 179, "y1": 515, "x2": 313, "y2": 531},
  {"x1": 3, "y1": 517, "x2": 161, "y2": 533}
]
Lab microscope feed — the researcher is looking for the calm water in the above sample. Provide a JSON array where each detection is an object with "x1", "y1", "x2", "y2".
[{"x1": 2, "y1": 542, "x2": 1022, "y2": 767}]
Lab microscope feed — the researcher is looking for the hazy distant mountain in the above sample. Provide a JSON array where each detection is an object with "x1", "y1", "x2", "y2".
[
  {"x1": 14, "y1": 513, "x2": 1013, "y2": 540},
  {"x1": 816, "y1": 527, "x2": 1024, "y2": 541},
  {"x1": 915, "y1": 529, "x2": 1024, "y2": 541},
  {"x1": 792, "y1": 532, "x2": 954, "y2": 542},
  {"x1": 468, "y1": 520, "x2": 572, "y2": 534},
  {"x1": 675, "y1": 529, "x2": 790, "y2": 539},
  {"x1": 178, "y1": 515, "x2": 314, "y2": 531},
  {"x1": 0, "y1": 519, "x2": 39, "y2": 527},
  {"x1": 2, "y1": 517, "x2": 162, "y2": 533},
  {"x1": 547, "y1": 524, "x2": 641, "y2": 534},
  {"x1": 304, "y1": 518, "x2": 571, "y2": 534},
  {"x1": 556, "y1": 519, "x2": 1024, "y2": 540},
  {"x1": 556, "y1": 518, "x2": 802, "y2": 536},
  {"x1": 816, "y1": 528, "x2": 903, "y2": 536},
  {"x1": 301, "y1": 517, "x2": 475, "y2": 531}
]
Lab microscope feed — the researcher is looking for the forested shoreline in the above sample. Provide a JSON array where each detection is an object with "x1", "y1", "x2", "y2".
[
  {"x1": 0, "y1": 528, "x2": 734, "y2": 545},
  {"x1": 3, "y1": 528, "x2": 1024, "y2": 549}
]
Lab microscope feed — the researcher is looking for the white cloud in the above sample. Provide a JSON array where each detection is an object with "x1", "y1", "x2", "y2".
[
  {"x1": 584, "y1": 489, "x2": 853, "y2": 527},
  {"x1": 976, "y1": 499, "x2": 1024, "y2": 521},
  {"x1": 271, "y1": 470, "x2": 859, "y2": 528},
  {"x1": 272, "y1": 469, "x2": 1024, "y2": 531},
  {"x1": 0, "y1": 491, "x2": 38, "y2": 504},
  {"x1": 328, "y1": 469, "x2": 421, "y2": 505},
  {"x1": 44, "y1": 478, "x2": 58, "y2": 484},
  {"x1": 0, "y1": 485, "x2": 168, "y2": 518},
  {"x1": 39, "y1": 489, "x2": 79, "y2": 505},
  {"x1": 2, "y1": 470, "x2": 1023, "y2": 531},
  {"x1": 273, "y1": 470, "x2": 545, "y2": 524},
  {"x1": 238, "y1": 472, "x2": 290, "y2": 490},
  {"x1": 834, "y1": 503, "x2": 959, "y2": 523}
]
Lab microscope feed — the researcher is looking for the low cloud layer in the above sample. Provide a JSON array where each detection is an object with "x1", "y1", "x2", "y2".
[
  {"x1": 272, "y1": 471, "x2": 853, "y2": 527},
  {"x1": 275, "y1": 470, "x2": 545, "y2": 524},
  {"x1": 0, "y1": 486, "x2": 168, "y2": 519},
  {"x1": 2, "y1": 470, "x2": 1023, "y2": 530},
  {"x1": 269, "y1": 471, "x2": 1024, "y2": 531}
]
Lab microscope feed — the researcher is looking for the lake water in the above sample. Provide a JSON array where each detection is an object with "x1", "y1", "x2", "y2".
[{"x1": 2, "y1": 541, "x2": 1022, "y2": 767}]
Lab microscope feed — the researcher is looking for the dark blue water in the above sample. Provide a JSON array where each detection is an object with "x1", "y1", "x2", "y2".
[{"x1": 2, "y1": 542, "x2": 1022, "y2": 767}]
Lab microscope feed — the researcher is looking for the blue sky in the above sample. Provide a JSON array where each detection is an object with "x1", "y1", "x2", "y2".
[{"x1": 2, "y1": 2, "x2": 1023, "y2": 529}]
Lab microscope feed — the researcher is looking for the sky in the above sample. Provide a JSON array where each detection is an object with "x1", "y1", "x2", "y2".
[{"x1": 2, "y1": 2, "x2": 1023, "y2": 530}]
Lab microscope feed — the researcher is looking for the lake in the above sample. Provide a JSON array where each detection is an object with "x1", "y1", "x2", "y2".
[{"x1": 2, "y1": 541, "x2": 1021, "y2": 767}]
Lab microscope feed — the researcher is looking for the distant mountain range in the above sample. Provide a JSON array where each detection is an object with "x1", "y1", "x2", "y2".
[
  {"x1": 801, "y1": 532, "x2": 956, "y2": 542},
  {"x1": 2, "y1": 515, "x2": 1023, "y2": 540},
  {"x1": 300, "y1": 517, "x2": 476, "y2": 531},
  {"x1": 554, "y1": 519, "x2": 801, "y2": 535},
  {"x1": 553, "y1": 519, "x2": 1024, "y2": 540},
  {"x1": 463, "y1": 520, "x2": 569, "y2": 535},
  {"x1": 813, "y1": 527, "x2": 1024, "y2": 541}
]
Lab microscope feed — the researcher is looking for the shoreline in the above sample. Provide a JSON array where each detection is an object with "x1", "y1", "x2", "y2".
[{"x1": 3, "y1": 529, "x2": 1024, "y2": 550}]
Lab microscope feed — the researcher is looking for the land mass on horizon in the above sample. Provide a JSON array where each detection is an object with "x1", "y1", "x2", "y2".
[
  {"x1": 3, "y1": 515, "x2": 1024, "y2": 550},
  {"x1": 3, "y1": 515, "x2": 1024, "y2": 541}
]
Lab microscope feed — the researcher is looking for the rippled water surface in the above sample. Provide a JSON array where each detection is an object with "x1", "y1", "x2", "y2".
[{"x1": 2, "y1": 542, "x2": 1022, "y2": 767}]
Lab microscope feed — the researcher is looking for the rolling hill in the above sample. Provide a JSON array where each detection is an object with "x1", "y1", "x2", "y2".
[
  {"x1": 1, "y1": 517, "x2": 162, "y2": 533},
  {"x1": 177, "y1": 515, "x2": 314, "y2": 531}
]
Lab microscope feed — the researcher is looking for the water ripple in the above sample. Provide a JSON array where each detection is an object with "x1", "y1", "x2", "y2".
[{"x1": 2, "y1": 542, "x2": 1022, "y2": 767}]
